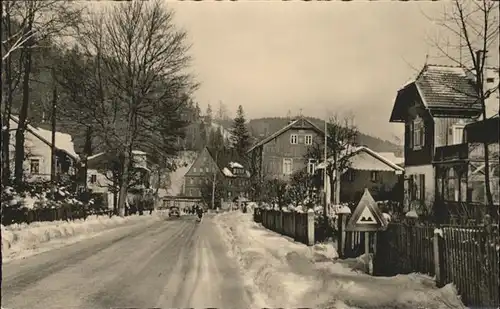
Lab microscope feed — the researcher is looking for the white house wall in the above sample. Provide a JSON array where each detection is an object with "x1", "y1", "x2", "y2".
[{"x1": 9, "y1": 118, "x2": 52, "y2": 181}]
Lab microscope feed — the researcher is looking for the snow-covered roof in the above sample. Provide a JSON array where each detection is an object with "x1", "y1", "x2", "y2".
[
  {"x1": 316, "y1": 146, "x2": 404, "y2": 173},
  {"x1": 377, "y1": 152, "x2": 404, "y2": 165},
  {"x1": 222, "y1": 167, "x2": 234, "y2": 177},
  {"x1": 88, "y1": 149, "x2": 147, "y2": 161},
  {"x1": 229, "y1": 161, "x2": 244, "y2": 169},
  {"x1": 9, "y1": 115, "x2": 79, "y2": 160}
]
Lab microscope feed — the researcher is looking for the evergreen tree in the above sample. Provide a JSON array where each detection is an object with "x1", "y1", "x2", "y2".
[
  {"x1": 231, "y1": 105, "x2": 251, "y2": 163},
  {"x1": 206, "y1": 104, "x2": 213, "y2": 124},
  {"x1": 195, "y1": 102, "x2": 201, "y2": 120}
]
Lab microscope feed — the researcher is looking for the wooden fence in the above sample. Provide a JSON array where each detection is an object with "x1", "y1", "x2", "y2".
[
  {"x1": 253, "y1": 208, "x2": 314, "y2": 246},
  {"x1": 343, "y1": 231, "x2": 376, "y2": 258},
  {"x1": 374, "y1": 223, "x2": 499, "y2": 308}
]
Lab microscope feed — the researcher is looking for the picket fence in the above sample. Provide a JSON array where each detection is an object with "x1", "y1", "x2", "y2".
[{"x1": 373, "y1": 223, "x2": 499, "y2": 308}]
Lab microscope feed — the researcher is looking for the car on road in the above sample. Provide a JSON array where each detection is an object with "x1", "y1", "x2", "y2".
[{"x1": 169, "y1": 206, "x2": 180, "y2": 218}]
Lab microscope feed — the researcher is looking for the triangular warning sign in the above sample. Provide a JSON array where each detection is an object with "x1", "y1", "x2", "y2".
[
  {"x1": 345, "y1": 188, "x2": 387, "y2": 232},
  {"x1": 356, "y1": 207, "x2": 377, "y2": 224}
]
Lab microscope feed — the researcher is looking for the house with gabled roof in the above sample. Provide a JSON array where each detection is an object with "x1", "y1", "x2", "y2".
[
  {"x1": 182, "y1": 146, "x2": 250, "y2": 203},
  {"x1": 8, "y1": 115, "x2": 79, "y2": 183},
  {"x1": 389, "y1": 63, "x2": 497, "y2": 217},
  {"x1": 247, "y1": 116, "x2": 325, "y2": 182},
  {"x1": 316, "y1": 146, "x2": 404, "y2": 203}
]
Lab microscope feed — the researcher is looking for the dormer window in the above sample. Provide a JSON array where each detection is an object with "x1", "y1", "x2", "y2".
[{"x1": 411, "y1": 116, "x2": 425, "y2": 150}]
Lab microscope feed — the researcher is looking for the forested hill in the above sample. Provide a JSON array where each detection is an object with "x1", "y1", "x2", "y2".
[{"x1": 246, "y1": 117, "x2": 402, "y2": 156}]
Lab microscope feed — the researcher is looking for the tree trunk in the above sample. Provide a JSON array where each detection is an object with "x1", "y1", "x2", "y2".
[
  {"x1": 14, "y1": 15, "x2": 34, "y2": 188},
  {"x1": 117, "y1": 150, "x2": 131, "y2": 217},
  {"x1": 483, "y1": 142, "x2": 494, "y2": 205},
  {"x1": 1, "y1": 53, "x2": 13, "y2": 185},
  {"x1": 82, "y1": 126, "x2": 92, "y2": 190}
]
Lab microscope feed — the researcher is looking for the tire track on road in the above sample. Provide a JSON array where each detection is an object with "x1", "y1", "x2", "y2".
[
  {"x1": 1, "y1": 219, "x2": 174, "y2": 307},
  {"x1": 2, "y1": 219, "x2": 167, "y2": 294},
  {"x1": 86, "y1": 219, "x2": 199, "y2": 309}
]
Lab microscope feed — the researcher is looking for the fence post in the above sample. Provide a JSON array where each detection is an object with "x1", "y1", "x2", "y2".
[
  {"x1": 292, "y1": 211, "x2": 297, "y2": 240},
  {"x1": 307, "y1": 209, "x2": 315, "y2": 246},
  {"x1": 433, "y1": 228, "x2": 443, "y2": 286}
]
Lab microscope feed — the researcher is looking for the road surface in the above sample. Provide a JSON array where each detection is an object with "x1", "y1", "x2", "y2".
[{"x1": 2, "y1": 215, "x2": 253, "y2": 309}]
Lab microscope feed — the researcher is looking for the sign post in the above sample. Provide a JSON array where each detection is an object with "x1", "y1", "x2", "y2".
[{"x1": 345, "y1": 188, "x2": 388, "y2": 272}]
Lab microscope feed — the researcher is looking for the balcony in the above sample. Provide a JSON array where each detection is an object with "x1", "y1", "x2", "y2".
[{"x1": 433, "y1": 143, "x2": 468, "y2": 164}]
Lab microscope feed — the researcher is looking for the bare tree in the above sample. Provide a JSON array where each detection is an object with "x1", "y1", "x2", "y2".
[
  {"x1": 424, "y1": 0, "x2": 499, "y2": 205},
  {"x1": 306, "y1": 113, "x2": 358, "y2": 205},
  {"x1": 58, "y1": 1, "x2": 196, "y2": 216},
  {"x1": 4, "y1": 1, "x2": 82, "y2": 188}
]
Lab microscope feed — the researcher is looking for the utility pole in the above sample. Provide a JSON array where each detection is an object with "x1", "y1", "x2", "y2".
[
  {"x1": 50, "y1": 72, "x2": 57, "y2": 198},
  {"x1": 323, "y1": 117, "x2": 328, "y2": 218},
  {"x1": 211, "y1": 151, "x2": 218, "y2": 209}
]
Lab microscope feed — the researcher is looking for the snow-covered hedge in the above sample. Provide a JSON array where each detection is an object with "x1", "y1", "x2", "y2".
[{"x1": 2, "y1": 212, "x2": 162, "y2": 261}]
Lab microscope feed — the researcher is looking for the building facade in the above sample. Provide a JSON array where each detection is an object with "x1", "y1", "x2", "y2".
[
  {"x1": 247, "y1": 117, "x2": 324, "y2": 182},
  {"x1": 182, "y1": 147, "x2": 250, "y2": 201}
]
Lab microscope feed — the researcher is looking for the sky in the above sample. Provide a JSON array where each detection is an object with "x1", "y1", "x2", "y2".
[{"x1": 91, "y1": 1, "x2": 499, "y2": 144}]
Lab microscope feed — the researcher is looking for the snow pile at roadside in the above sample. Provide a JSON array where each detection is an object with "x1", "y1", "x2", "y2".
[
  {"x1": 2, "y1": 213, "x2": 162, "y2": 260},
  {"x1": 214, "y1": 212, "x2": 466, "y2": 309}
]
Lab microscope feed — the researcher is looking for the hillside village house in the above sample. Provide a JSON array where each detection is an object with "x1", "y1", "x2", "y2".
[
  {"x1": 316, "y1": 146, "x2": 404, "y2": 204},
  {"x1": 389, "y1": 63, "x2": 499, "y2": 218},
  {"x1": 8, "y1": 115, "x2": 79, "y2": 183},
  {"x1": 182, "y1": 146, "x2": 250, "y2": 202},
  {"x1": 86, "y1": 150, "x2": 158, "y2": 209},
  {"x1": 247, "y1": 116, "x2": 325, "y2": 182}
]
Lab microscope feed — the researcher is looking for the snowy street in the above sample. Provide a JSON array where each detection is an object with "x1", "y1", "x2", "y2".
[{"x1": 2, "y1": 214, "x2": 252, "y2": 309}]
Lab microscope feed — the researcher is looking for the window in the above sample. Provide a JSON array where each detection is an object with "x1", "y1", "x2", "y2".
[
  {"x1": 347, "y1": 169, "x2": 355, "y2": 182},
  {"x1": 90, "y1": 174, "x2": 97, "y2": 184},
  {"x1": 451, "y1": 125, "x2": 465, "y2": 145},
  {"x1": 486, "y1": 77, "x2": 495, "y2": 83},
  {"x1": 290, "y1": 134, "x2": 298, "y2": 145},
  {"x1": 305, "y1": 135, "x2": 313, "y2": 145},
  {"x1": 30, "y1": 159, "x2": 40, "y2": 174},
  {"x1": 283, "y1": 158, "x2": 293, "y2": 175},
  {"x1": 307, "y1": 159, "x2": 316, "y2": 175},
  {"x1": 189, "y1": 178, "x2": 194, "y2": 185},
  {"x1": 228, "y1": 191, "x2": 232, "y2": 197},
  {"x1": 193, "y1": 167, "x2": 197, "y2": 173},
  {"x1": 205, "y1": 167, "x2": 209, "y2": 173},
  {"x1": 446, "y1": 168, "x2": 458, "y2": 201},
  {"x1": 370, "y1": 171, "x2": 379, "y2": 182},
  {"x1": 412, "y1": 116, "x2": 425, "y2": 149},
  {"x1": 229, "y1": 179, "x2": 232, "y2": 185}
]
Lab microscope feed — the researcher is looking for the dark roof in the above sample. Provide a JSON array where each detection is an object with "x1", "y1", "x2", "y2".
[
  {"x1": 390, "y1": 65, "x2": 482, "y2": 122},
  {"x1": 247, "y1": 116, "x2": 324, "y2": 152},
  {"x1": 416, "y1": 65, "x2": 480, "y2": 109}
]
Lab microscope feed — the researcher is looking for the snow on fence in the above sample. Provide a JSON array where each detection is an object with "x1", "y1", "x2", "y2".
[
  {"x1": 373, "y1": 223, "x2": 499, "y2": 308},
  {"x1": 253, "y1": 208, "x2": 314, "y2": 246}
]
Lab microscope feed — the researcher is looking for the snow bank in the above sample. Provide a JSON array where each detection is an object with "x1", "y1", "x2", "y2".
[
  {"x1": 2, "y1": 212, "x2": 162, "y2": 262},
  {"x1": 214, "y1": 212, "x2": 466, "y2": 309}
]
